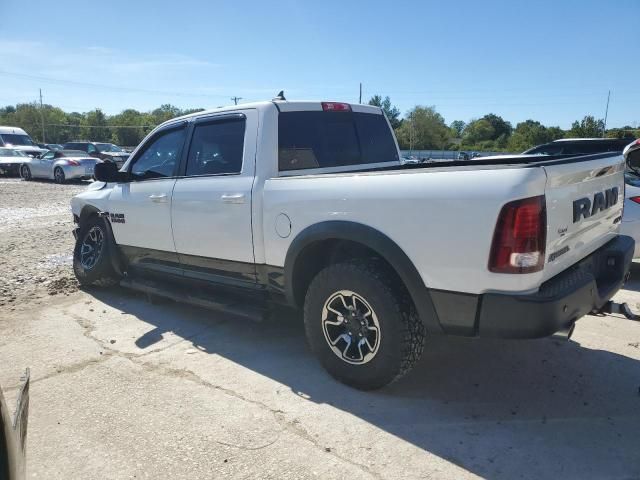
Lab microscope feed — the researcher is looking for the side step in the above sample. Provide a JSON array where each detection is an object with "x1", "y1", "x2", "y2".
[{"x1": 120, "y1": 277, "x2": 267, "y2": 322}]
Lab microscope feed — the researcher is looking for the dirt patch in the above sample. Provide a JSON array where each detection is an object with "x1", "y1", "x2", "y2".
[{"x1": 0, "y1": 178, "x2": 88, "y2": 308}]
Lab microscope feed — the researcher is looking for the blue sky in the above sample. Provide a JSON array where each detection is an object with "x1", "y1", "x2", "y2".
[{"x1": 1, "y1": 0, "x2": 638, "y2": 128}]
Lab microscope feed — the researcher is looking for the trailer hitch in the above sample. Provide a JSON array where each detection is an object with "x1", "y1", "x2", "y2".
[{"x1": 595, "y1": 301, "x2": 640, "y2": 321}]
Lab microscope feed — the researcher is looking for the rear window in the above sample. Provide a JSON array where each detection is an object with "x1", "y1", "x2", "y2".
[
  {"x1": 562, "y1": 141, "x2": 625, "y2": 155},
  {"x1": 278, "y1": 111, "x2": 398, "y2": 171}
]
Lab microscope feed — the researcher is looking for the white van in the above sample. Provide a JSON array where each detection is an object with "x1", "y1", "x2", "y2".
[{"x1": 0, "y1": 126, "x2": 46, "y2": 157}]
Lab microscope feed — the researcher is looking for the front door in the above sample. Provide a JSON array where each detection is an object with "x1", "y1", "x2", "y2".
[
  {"x1": 36, "y1": 151, "x2": 55, "y2": 177},
  {"x1": 171, "y1": 111, "x2": 257, "y2": 287},
  {"x1": 108, "y1": 123, "x2": 188, "y2": 274}
]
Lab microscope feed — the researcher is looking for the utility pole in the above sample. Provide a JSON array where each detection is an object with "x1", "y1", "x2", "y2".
[
  {"x1": 231, "y1": 96, "x2": 243, "y2": 105},
  {"x1": 39, "y1": 88, "x2": 46, "y2": 143},
  {"x1": 359, "y1": 83, "x2": 362, "y2": 104},
  {"x1": 602, "y1": 90, "x2": 611, "y2": 138}
]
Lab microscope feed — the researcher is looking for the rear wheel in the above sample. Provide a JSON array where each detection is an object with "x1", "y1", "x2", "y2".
[
  {"x1": 54, "y1": 167, "x2": 66, "y2": 184},
  {"x1": 73, "y1": 216, "x2": 120, "y2": 287},
  {"x1": 304, "y1": 261, "x2": 425, "y2": 390},
  {"x1": 20, "y1": 165, "x2": 31, "y2": 181}
]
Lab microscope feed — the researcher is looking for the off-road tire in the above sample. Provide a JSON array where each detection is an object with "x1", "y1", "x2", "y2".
[
  {"x1": 304, "y1": 260, "x2": 425, "y2": 390},
  {"x1": 73, "y1": 216, "x2": 120, "y2": 287}
]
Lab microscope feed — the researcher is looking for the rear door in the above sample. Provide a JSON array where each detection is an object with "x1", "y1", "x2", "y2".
[
  {"x1": 171, "y1": 111, "x2": 257, "y2": 287},
  {"x1": 543, "y1": 153, "x2": 625, "y2": 280},
  {"x1": 107, "y1": 123, "x2": 187, "y2": 274}
]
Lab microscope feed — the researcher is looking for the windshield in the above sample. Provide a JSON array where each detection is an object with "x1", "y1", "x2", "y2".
[
  {"x1": 0, "y1": 133, "x2": 35, "y2": 146},
  {"x1": 0, "y1": 148, "x2": 27, "y2": 157},
  {"x1": 96, "y1": 143, "x2": 123, "y2": 153}
]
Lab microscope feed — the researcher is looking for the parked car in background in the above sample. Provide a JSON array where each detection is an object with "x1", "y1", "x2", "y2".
[
  {"x1": 0, "y1": 127, "x2": 46, "y2": 158},
  {"x1": 62, "y1": 141, "x2": 129, "y2": 168},
  {"x1": 44, "y1": 144, "x2": 63, "y2": 151},
  {"x1": 621, "y1": 139, "x2": 640, "y2": 257},
  {"x1": 0, "y1": 369, "x2": 29, "y2": 480},
  {"x1": 20, "y1": 149, "x2": 101, "y2": 184},
  {"x1": 0, "y1": 148, "x2": 29, "y2": 176},
  {"x1": 523, "y1": 137, "x2": 634, "y2": 155}
]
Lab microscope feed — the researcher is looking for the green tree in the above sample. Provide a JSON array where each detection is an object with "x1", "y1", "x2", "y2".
[
  {"x1": 151, "y1": 104, "x2": 182, "y2": 124},
  {"x1": 395, "y1": 106, "x2": 449, "y2": 150},
  {"x1": 368, "y1": 95, "x2": 402, "y2": 129},
  {"x1": 80, "y1": 109, "x2": 110, "y2": 142},
  {"x1": 507, "y1": 120, "x2": 564, "y2": 152},
  {"x1": 450, "y1": 120, "x2": 466, "y2": 137},
  {"x1": 567, "y1": 115, "x2": 604, "y2": 138},
  {"x1": 462, "y1": 118, "x2": 495, "y2": 145},
  {"x1": 110, "y1": 109, "x2": 152, "y2": 146},
  {"x1": 481, "y1": 113, "x2": 512, "y2": 139}
]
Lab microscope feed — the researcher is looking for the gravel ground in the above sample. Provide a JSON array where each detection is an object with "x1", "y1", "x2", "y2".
[
  {"x1": 0, "y1": 178, "x2": 639, "y2": 479},
  {"x1": 0, "y1": 178, "x2": 85, "y2": 308}
]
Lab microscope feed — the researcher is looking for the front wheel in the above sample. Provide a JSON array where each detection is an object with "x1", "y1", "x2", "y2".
[
  {"x1": 73, "y1": 216, "x2": 120, "y2": 287},
  {"x1": 54, "y1": 167, "x2": 66, "y2": 184},
  {"x1": 304, "y1": 261, "x2": 425, "y2": 390},
  {"x1": 20, "y1": 165, "x2": 32, "y2": 181}
]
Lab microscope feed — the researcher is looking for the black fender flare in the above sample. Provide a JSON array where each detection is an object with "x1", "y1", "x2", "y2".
[
  {"x1": 284, "y1": 221, "x2": 443, "y2": 334},
  {"x1": 78, "y1": 206, "x2": 124, "y2": 276}
]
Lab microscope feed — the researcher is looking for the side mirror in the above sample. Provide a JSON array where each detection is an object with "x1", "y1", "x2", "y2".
[{"x1": 94, "y1": 161, "x2": 128, "y2": 183}]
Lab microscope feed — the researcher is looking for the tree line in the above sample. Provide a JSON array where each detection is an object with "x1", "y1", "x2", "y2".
[
  {"x1": 369, "y1": 95, "x2": 638, "y2": 152},
  {"x1": 1, "y1": 97, "x2": 638, "y2": 151},
  {"x1": 0, "y1": 103, "x2": 204, "y2": 147}
]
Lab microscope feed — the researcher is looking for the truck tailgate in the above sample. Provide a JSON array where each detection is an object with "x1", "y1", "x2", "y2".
[{"x1": 542, "y1": 153, "x2": 625, "y2": 282}]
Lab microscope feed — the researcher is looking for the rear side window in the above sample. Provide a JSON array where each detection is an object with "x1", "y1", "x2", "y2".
[
  {"x1": 278, "y1": 111, "x2": 398, "y2": 171},
  {"x1": 185, "y1": 118, "x2": 246, "y2": 176}
]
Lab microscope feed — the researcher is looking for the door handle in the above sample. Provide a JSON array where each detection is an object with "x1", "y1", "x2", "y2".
[
  {"x1": 221, "y1": 193, "x2": 245, "y2": 204},
  {"x1": 149, "y1": 194, "x2": 168, "y2": 203}
]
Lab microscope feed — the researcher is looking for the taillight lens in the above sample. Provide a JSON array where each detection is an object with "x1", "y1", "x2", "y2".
[
  {"x1": 629, "y1": 196, "x2": 640, "y2": 204},
  {"x1": 67, "y1": 160, "x2": 80, "y2": 166},
  {"x1": 489, "y1": 195, "x2": 546, "y2": 273},
  {"x1": 321, "y1": 102, "x2": 351, "y2": 112}
]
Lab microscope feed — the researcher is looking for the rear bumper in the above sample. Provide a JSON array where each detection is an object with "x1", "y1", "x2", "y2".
[{"x1": 432, "y1": 235, "x2": 634, "y2": 339}]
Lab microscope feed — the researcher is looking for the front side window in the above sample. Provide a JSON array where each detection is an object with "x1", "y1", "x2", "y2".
[
  {"x1": 278, "y1": 111, "x2": 398, "y2": 171},
  {"x1": 42, "y1": 151, "x2": 55, "y2": 160},
  {"x1": 185, "y1": 118, "x2": 245, "y2": 176},
  {"x1": 130, "y1": 127, "x2": 186, "y2": 180},
  {"x1": 87, "y1": 144, "x2": 96, "y2": 153}
]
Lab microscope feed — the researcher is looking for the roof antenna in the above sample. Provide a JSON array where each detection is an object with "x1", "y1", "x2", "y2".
[{"x1": 273, "y1": 90, "x2": 286, "y2": 101}]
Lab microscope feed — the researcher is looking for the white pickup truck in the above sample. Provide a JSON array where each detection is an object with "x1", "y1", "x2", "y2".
[{"x1": 70, "y1": 99, "x2": 634, "y2": 389}]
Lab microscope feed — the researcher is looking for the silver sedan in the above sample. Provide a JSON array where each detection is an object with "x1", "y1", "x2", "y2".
[{"x1": 20, "y1": 150, "x2": 102, "y2": 184}]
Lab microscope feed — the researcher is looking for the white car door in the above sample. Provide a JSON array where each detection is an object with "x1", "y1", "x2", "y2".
[
  {"x1": 107, "y1": 122, "x2": 188, "y2": 273},
  {"x1": 171, "y1": 111, "x2": 257, "y2": 287}
]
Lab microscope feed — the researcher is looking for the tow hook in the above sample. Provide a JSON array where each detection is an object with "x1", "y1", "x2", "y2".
[{"x1": 597, "y1": 301, "x2": 640, "y2": 321}]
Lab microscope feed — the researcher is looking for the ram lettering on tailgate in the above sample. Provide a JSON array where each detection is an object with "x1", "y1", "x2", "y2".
[{"x1": 572, "y1": 187, "x2": 618, "y2": 223}]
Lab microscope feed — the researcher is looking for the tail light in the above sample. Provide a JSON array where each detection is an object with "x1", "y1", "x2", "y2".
[
  {"x1": 67, "y1": 160, "x2": 80, "y2": 166},
  {"x1": 489, "y1": 195, "x2": 546, "y2": 273},
  {"x1": 321, "y1": 102, "x2": 351, "y2": 112},
  {"x1": 629, "y1": 196, "x2": 640, "y2": 205}
]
